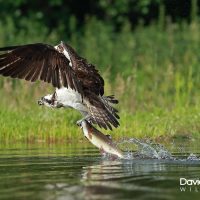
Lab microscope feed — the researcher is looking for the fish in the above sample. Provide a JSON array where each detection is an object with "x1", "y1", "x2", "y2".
[{"x1": 80, "y1": 120, "x2": 124, "y2": 159}]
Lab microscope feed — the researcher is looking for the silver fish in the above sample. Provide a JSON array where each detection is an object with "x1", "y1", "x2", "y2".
[{"x1": 80, "y1": 120, "x2": 124, "y2": 159}]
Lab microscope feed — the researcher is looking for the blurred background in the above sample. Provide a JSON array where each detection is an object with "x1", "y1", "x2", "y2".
[{"x1": 0, "y1": 0, "x2": 200, "y2": 142}]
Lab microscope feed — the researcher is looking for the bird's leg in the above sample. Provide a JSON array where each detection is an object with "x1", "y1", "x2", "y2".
[{"x1": 76, "y1": 115, "x2": 91, "y2": 127}]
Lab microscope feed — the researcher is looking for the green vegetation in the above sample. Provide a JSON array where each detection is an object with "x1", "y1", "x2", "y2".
[
  {"x1": 1, "y1": 19, "x2": 200, "y2": 143},
  {"x1": 0, "y1": 1, "x2": 200, "y2": 143},
  {"x1": 1, "y1": 103, "x2": 199, "y2": 143}
]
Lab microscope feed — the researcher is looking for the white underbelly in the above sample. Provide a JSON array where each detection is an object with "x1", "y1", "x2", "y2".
[
  {"x1": 55, "y1": 87, "x2": 86, "y2": 112},
  {"x1": 56, "y1": 87, "x2": 81, "y2": 105}
]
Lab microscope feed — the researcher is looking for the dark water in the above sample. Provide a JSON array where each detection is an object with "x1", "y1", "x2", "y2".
[{"x1": 0, "y1": 141, "x2": 200, "y2": 200}]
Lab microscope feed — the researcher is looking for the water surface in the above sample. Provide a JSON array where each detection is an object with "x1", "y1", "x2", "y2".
[{"x1": 0, "y1": 140, "x2": 200, "y2": 200}]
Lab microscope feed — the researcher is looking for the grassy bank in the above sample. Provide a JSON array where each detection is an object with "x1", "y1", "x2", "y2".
[
  {"x1": 0, "y1": 19, "x2": 200, "y2": 143},
  {"x1": 0, "y1": 88, "x2": 199, "y2": 143}
]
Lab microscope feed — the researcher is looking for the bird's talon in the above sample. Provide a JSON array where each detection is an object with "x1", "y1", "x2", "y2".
[{"x1": 76, "y1": 120, "x2": 82, "y2": 127}]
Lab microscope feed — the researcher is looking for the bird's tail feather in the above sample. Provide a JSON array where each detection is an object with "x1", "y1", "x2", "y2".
[
  {"x1": 85, "y1": 93, "x2": 120, "y2": 130},
  {"x1": 102, "y1": 95, "x2": 119, "y2": 119},
  {"x1": 103, "y1": 95, "x2": 119, "y2": 104}
]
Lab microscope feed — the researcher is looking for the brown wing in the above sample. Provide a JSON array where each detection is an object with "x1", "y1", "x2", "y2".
[
  {"x1": 63, "y1": 43, "x2": 104, "y2": 96},
  {"x1": 0, "y1": 43, "x2": 82, "y2": 93},
  {"x1": 85, "y1": 92, "x2": 120, "y2": 130},
  {"x1": 75, "y1": 61, "x2": 104, "y2": 96}
]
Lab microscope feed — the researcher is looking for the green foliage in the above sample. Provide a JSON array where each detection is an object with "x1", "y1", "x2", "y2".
[
  {"x1": 0, "y1": 97, "x2": 200, "y2": 143},
  {"x1": 0, "y1": 0, "x2": 198, "y2": 33},
  {"x1": 0, "y1": 1, "x2": 200, "y2": 142}
]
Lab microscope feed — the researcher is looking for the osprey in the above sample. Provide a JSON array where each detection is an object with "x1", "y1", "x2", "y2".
[{"x1": 0, "y1": 41, "x2": 119, "y2": 130}]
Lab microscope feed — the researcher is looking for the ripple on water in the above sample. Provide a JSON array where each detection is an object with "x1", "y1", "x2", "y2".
[{"x1": 0, "y1": 141, "x2": 200, "y2": 200}]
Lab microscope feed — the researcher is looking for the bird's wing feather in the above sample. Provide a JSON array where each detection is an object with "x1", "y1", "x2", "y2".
[
  {"x1": 0, "y1": 43, "x2": 82, "y2": 93},
  {"x1": 63, "y1": 43, "x2": 104, "y2": 96},
  {"x1": 84, "y1": 92, "x2": 120, "y2": 130}
]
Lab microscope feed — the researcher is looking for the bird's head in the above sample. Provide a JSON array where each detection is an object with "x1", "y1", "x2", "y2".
[{"x1": 38, "y1": 94, "x2": 53, "y2": 107}]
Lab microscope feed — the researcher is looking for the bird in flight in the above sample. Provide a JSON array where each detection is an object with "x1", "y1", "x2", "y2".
[{"x1": 0, "y1": 41, "x2": 119, "y2": 130}]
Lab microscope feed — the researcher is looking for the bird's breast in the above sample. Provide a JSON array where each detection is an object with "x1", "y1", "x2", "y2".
[{"x1": 55, "y1": 87, "x2": 82, "y2": 105}]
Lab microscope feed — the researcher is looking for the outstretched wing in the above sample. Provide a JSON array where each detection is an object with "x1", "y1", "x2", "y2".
[
  {"x1": 85, "y1": 92, "x2": 120, "y2": 130},
  {"x1": 62, "y1": 43, "x2": 104, "y2": 96},
  {"x1": 0, "y1": 43, "x2": 82, "y2": 93}
]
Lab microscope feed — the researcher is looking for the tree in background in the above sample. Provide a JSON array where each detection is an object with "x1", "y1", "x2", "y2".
[{"x1": 0, "y1": 0, "x2": 199, "y2": 37}]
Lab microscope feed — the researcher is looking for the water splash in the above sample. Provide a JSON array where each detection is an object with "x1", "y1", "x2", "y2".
[
  {"x1": 187, "y1": 153, "x2": 200, "y2": 161},
  {"x1": 99, "y1": 137, "x2": 200, "y2": 162},
  {"x1": 115, "y1": 138, "x2": 173, "y2": 160}
]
